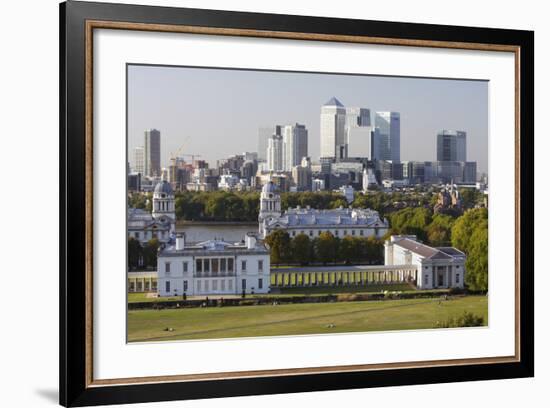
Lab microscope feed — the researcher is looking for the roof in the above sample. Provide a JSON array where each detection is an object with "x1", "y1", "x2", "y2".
[
  {"x1": 265, "y1": 207, "x2": 388, "y2": 228},
  {"x1": 393, "y1": 238, "x2": 464, "y2": 260},
  {"x1": 323, "y1": 97, "x2": 344, "y2": 107},
  {"x1": 160, "y1": 239, "x2": 269, "y2": 256},
  {"x1": 154, "y1": 180, "x2": 173, "y2": 195}
]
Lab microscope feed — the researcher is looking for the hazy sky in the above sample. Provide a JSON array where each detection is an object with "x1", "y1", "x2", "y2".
[{"x1": 128, "y1": 64, "x2": 488, "y2": 173}]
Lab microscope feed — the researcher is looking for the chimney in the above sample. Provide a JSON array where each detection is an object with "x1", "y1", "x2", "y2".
[
  {"x1": 176, "y1": 233, "x2": 185, "y2": 251},
  {"x1": 246, "y1": 233, "x2": 256, "y2": 249}
]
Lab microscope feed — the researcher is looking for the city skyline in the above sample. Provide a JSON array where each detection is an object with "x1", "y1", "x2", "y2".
[{"x1": 128, "y1": 64, "x2": 488, "y2": 173}]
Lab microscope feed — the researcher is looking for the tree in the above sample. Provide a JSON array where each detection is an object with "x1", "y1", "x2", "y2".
[
  {"x1": 315, "y1": 232, "x2": 338, "y2": 265},
  {"x1": 389, "y1": 207, "x2": 432, "y2": 241},
  {"x1": 451, "y1": 208, "x2": 488, "y2": 253},
  {"x1": 127, "y1": 237, "x2": 142, "y2": 270},
  {"x1": 143, "y1": 238, "x2": 160, "y2": 268},
  {"x1": 291, "y1": 234, "x2": 312, "y2": 265},
  {"x1": 464, "y1": 225, "x2": 488, "y2": 291},
  {"x1": 339, "y1": 235, "x2": 357, "y2": 264},
  {"x1": 451, "y1": 208, "x2": 489, "y2": 291},
  {"x1": 427, "y1": 214, "x2": 455, "y2": 246},
  {"x1": 264, "y1": 230, "x2": 291, "y2": 265}
]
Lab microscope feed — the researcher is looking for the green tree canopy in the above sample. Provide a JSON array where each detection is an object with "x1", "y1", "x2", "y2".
[
  {"x1": 264, "y1": 230, "x2": 291, "y2": 265},
  {"x1": 291, "y1": 233, "x2": 312, "y2": 265}
]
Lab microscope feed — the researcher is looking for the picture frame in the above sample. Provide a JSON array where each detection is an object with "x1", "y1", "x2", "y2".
[{"x1": 59, "y1": 0, "x2": 534, "y2": 406}]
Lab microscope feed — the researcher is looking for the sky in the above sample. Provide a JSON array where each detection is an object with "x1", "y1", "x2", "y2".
[{"x1": 127, "y1": 64, "x2": 488, "y2": 173}]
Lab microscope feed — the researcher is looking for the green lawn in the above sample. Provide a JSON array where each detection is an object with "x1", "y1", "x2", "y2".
[{"x1": 127, "y1": 295, "x2": 488, "y2": 342}]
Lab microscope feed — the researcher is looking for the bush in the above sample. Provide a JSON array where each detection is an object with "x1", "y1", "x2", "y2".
[{"x1": 435, "y1": 311, "x2": 484, "y2": 328}]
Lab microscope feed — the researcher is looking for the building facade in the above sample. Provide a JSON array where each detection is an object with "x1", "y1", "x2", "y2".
[
  {"x1": 345, "y1": 107, "x2": 372, "y2": 158},
  {"x1": 282, "y1": 123, "x2": 308, "y2": 171},
  {"x1": 372, "y1": 112, "x2": 400, "y2": 162},
  {"x1": 144, "y1": 128, "x2": 161, "y2": 177},
  {"x1": 258, "y1": 181, "x2": 388, "y2": 238},
  {"x1": 437, "y1": 130, "x2": 467, "y2": 162},
  {"x1": 384, "y1": 235, "x2": 465, "y2": 289},
  {"x1": 267, "y1": 133, "x2": 284, "y2": 172},
  {"x1": 320, "y1": 97, "x2": 347, "y2": 159},
  {"x1": 133, "y1": 146, "x2": 145, "y2": 174},
  {"x1": 157, "y1": 234, "x2": 270, "y2": 296}
]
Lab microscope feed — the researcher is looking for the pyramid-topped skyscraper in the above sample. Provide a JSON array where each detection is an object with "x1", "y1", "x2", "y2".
[{"x1": 320, "y1": 97, "x2": 347, "y2": 159}]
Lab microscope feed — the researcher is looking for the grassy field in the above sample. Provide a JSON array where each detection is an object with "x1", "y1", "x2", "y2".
[{"x1": 127, "y1": 295, "x2": 488, "y2": 342}]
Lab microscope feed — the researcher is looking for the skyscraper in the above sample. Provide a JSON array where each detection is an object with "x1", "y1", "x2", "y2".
[
  {"x1": 345, "y1": 107, "x2": 372, "y2": 158},
  {"x1": 267, "y1": 133, "x2": 284, "y2": 172},
  {"x1": 320, "y1": 97, "x2": 346, "y2": 159},
  {"x1": 282, "y1": 123, "x2": 308, "y2": 171},
  {"x1": 437, "y1": 130, "x2": 467, "y2": 162},
  {"x1": 258, "y1": 125, "x2": 281, "y2": 161},
  {"x1": 144, "y1": 129, "x2": 161, "y2": 177},
  {"x1": 133, "y1": 146, "x2": 145, "y2": 174},
  {"x1": 371, "y1": 112, "x2": 400, "y2": 162}
]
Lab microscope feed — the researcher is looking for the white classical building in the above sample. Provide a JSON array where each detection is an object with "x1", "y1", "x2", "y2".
[
  {"x1": 258, "y1": 181, "x2": 389, "y2": 239},
  {"x1": 157, "y1": 233, "x2": 270, "y2": 297},
  {"x1": 127, "y1": 180, "x2": 176, "y2": 244},
  {"x1": 384, "y1": 235, "x2": 466, "y2": 289}
]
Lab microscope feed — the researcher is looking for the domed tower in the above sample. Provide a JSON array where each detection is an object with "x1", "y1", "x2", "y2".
[
  {"x1": 259, "y1": 181, "x2": 281, "y2": 237},
  {"x1": 152, "y1": 180, "x2": 176, "y2": 231}
]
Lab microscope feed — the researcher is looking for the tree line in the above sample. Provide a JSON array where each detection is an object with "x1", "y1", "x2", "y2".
[
  {"x1": 264, "y1": 230, "x2": 384, "y2": 266},
  {"x1": 127, "y1": 237, "x2": 160, "y2": 270}
]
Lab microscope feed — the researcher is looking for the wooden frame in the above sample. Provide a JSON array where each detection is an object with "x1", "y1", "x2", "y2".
[{"x1": 60, "y1": 0, "x2": 534, "y2": 406}]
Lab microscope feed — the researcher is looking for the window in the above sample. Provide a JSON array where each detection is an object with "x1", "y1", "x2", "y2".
[
  {"x1": 228, "y1": 258, "x2": 234, "y2": 272},
  {"x1": 220, "y1": 258, "x2": 226, "y2": 272},
  {"x1": 221, "y1": 280, "x2": 226, "y2": 291},
  {"x1": 258, "y1": 260, "x2": 263, "y2": 272},
  {"x1": 456, "y1": 274, "x2": 460, "y2": 284},
  {"x1": 129, "y1": 282, "x2": 135, "y2": 292},
  {"x1": 213, "y1": 280, "x2": 218, "y2": 291},
  {"x1": 424, "y1": 275, "x2": 428, "y2": 284},
  {"x1": 241, "y1": 260, "x2": 247, "y2": 272},
  {"x1": 204, "y1": 280, "x2": 209, "y2": 292},
  {"x1": 165, "y1": 281, "x2": 170, "y2": 293},
  {"x1": 309, "y1": 230, "x2": 313, "y2": 236},
  {"x1": 352, "y1": 230, "x2": 355, "y2": 236},
  {"x1": 183, "y1": 261, "x2": 188, "y2": 273},
  {"x1": 292, "y1": 231, "x2": 296, "y2": 237},
  {"x1": 258, "y1": 278, "x2": 263, "y2": 289},
  {"x1": 335, "y1": 230, "x2": 339, "y2": 236},
  {"x1": 134, "y1": 232, "x2": 139, "y2": 239},
  {"x1": 196, "y1": 259, "x2": 202, "y2": 273},
  {"x1": 228, "y1": 279, "x2": 233, "y2": 291},
  {"x1": 212, "y1": 259, "x2": 219, "y2": 274},
  {"x1": 183, "y1": 280, "x2": 188, "y2": 291},
  {"x1": 318, "y1": 230, "x2": 322, "y2": 236},
  {"x1": 360, "y1": 230, "x2": 364, "y2": 236},
  {"x1": 204, "y1": 259, "x2": 210, "y2": 273},
  {"x1": 343, "y1": 230, "x2": 347, "y2": 236},
  {"x1": 165, "y1": 262, "x2": 171, "y2": 274},
  {"x1": 242, "y1": 279, "x2": 246, "y2": 290},
  {"x1": 197, "y1": 280, "x2": 201, "y2": 292}
]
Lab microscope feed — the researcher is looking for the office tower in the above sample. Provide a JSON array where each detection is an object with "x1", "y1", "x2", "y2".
[
  {"x1": 267, "y1": 133, "x2": 284, "y2": 172},
  {"x1": 372, "y1": 112, "x2": 400, "y2": 162},
  {"x1": 258, "y1": 126, "x2": 281, "y2": 161},
  {"x1": 437, "y1": 130, "x2": 467, "y2": 162},
  {"x1": 144, "y1": 129, "x2": 161, "y2": 177},
  {"x1": 320, "y1": 97, "x2": 346, "y2": 159},
  {"x1": 282, "y1": 123, "x2": 308, "y2": 171},
  {"x1": 133, "y1": 146, "x2": 145, "y2": 174},
  {"x1": 345, "y1": 107, "x2": 372, "y2": 158}
]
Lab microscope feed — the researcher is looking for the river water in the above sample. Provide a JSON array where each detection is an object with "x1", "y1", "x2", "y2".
[{"x1": 176, "y1": 223, "x2": 258, "y2": 243}]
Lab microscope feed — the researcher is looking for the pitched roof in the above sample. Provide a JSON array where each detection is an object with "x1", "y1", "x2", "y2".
[{"x1": 324, "y1": 97, "x2": 344, "y2": 107}]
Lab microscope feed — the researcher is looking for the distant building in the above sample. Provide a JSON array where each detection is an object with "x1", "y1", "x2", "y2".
[
  {"x1": 345, "y1": 107, "x2": 372, "y2": 158},
  {"x1": 372, "y1": 112, "x2": 400, "y2": 162},
  {"x1": 128, "y1": 172, "x2": 141, "y2": 192},
  {"x1": 144, "y1": 129, "x2": 161, "y2": 177},
  {"x1": 320, "y1": 97, "x2": 347, "y2": 159},
  {"x1": 267, "y1": 133, "x2": 284, "y2": 172},
  {"x1": 133, "y1": 146, "x2": 145, "y2": 174},
  {"x1": 362, "y1": 168, "x2": 378, "y2": 191},
  {"x1": 282, "y1": 123, "x2": 308, "y2": 171},
  {"x1": 339, "y1": 185, "x2": 355, "y2": 203},
  {"x1": 384, "y1": 235, "x2": 465, "y2": 289},
  {"x1": 157, "y1": 234, "x2": 270, "y2": 296},
  {"x1": 437, "y1": 130, "x2": 467, "y2": 162},
  {"x1": 258, "y1": 126, "x2": 281, "y2": 161},
  {"x1": 258, "y1": 182, "x2": 388, "y2": 239},
  {"x1": 291, "y1": 157, "x2": 312, "y2": 191},
  {"x1": 127, "y1": 180, "x2": 175, "y2": 245}
]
